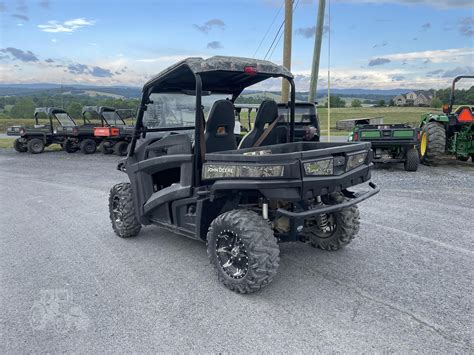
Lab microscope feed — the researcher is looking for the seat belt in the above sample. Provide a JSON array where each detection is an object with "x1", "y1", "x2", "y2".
[{"x1": 253, "y1": 115, "x2": 282, "y2": 147}]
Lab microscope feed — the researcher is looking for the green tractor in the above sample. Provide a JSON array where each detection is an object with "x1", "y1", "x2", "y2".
[{"x1": 419, "y1": 75, "x2": 474, "y2": 164}]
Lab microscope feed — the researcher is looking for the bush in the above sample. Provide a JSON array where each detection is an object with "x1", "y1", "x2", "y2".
[
  {"x1": 351, "y1": 99, "x2": 362, "y2": 108},
  {"x1": 324, "y1": 95, "x2": 346, "y2": 108},
  {"x1": 10, "y1": 98, "x2": 36, "y2": 119},
  {"x1": 430, "y1": 97, "x2": 443, "y2": 108}
]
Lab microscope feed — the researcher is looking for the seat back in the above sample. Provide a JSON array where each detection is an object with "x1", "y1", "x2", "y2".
[
  {"x1": 205, "y1": 100, "x2": 237, "y2": 153},
  {"x1": 239, "y1": 100, "x2": 279, "y2": 149}
]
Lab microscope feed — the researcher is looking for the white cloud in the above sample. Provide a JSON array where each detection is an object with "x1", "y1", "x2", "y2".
[
  {"x1": 332, "y1": 0, "x2": 472, "y2": 9},
  {"x1": 136, "y1": 55, "x2": 207, "y2": 63},
  {"x1": 371, "y1": 48, "x2": 474, "y2": 64},
  {"x1": 38, "y1": 18, "x2": 95, "y2": 33}
]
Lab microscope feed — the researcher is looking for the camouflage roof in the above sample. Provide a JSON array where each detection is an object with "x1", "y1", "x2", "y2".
[
  {"x1": 143, "y1": 56, "x2": 293, "y2": 94},
  {"x1": 33, "y1": 107, "x2": 69, "y2": 116},
  {"x1": 82, "y1": 106, "x2": 116, "y2": 115}
]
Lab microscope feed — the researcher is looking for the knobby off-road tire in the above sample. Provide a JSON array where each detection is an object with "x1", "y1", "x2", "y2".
[
  {"x1": 27, "y1": 138, "x2": 45, "y2": 154},
  {"x1": 80, "y1": 139, "x2": 96, "y2": 154},
  {"x1": 109, "y1": 183, "x2": 142, "y2": 238},
  {"x1": 302, "y1": 193, "x2": 360, "y2": 251},
  {"x1": 63, "y1": 139, "x2": 77, "y2": 153},
  {"x1": 421, "y1": 122, "x2": 446, "y2": 166},
  {"x1": 13, "y1": 138, "x2": 27, "y2": 153},
  {"x1": 207, "y1": 209, "x2": 280, "y2": 294},
  {"x1": 114, "y1": 141, "x2": 129, "y2": 156},
  {"x1": 99, "y1": 141, "x2": 114, "y2": 154},
  {"x1": 404, "y1": 147, "x2": 419, "y2": 171}
]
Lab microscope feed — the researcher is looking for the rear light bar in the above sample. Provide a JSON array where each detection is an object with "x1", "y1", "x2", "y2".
[{"x1": 244, "y1": 66, "x2": 257, "y2": 75}]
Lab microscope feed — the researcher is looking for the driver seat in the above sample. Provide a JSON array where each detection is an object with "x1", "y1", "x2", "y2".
[{"x1": 205, "y1": 100, "x2": 237, "y2": 153}]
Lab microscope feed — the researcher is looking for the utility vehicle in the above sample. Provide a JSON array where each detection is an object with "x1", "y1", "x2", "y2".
[
  {"x1": 234, "y1": 102, "x2": 320, "y2": 144},
  {"x1": 57, "y1": 107, "x2": 107, "y2": 154},
  {"x1": 108, "y1": 56, "x2": 379, "y2": 293},
  {"x1": 83, "y1": 106, "x2": 135, "y2": 156},
  {"x1": 420, "y1": 75, "x2": 474, "y2": 164},
  {"x1": 348, "y1": 120, "x2": 420, "y2": 171},
  {"x1": 7, "y1": 107, "x2": 75, "y2": 154}
]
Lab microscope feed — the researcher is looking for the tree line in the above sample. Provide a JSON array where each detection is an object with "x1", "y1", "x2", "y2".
[
  {"x1": 0, "y1": 94, "x2": 139, "y2": 119},
  {"x1": 1, "y1": 85, "x2": 473, "y2": 118}
]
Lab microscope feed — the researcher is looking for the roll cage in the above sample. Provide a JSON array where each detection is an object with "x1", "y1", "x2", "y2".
[
  {"x1": 448, "y1": 76, "x2": 474, "y2": 113},
  {"x1": 82, "y1": 106, "x2": 127, "y2": 126},
  {"x1": 33, "y1": 107, "x2": 76, "y2": 127},
  {"x1": 129, "y1": 56, "x2": 296, "y2": 187}
]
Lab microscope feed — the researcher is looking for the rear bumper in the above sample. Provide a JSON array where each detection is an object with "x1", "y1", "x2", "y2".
[
  {"x1": 276, "y1": 182, "x2": 379, "y2": 219},
  {"x1": 366, "y1": 140, "x2": 419, "y2": 148},
  {"x1": 209, "y1": 163, "x2": 373, "y2": 201}
]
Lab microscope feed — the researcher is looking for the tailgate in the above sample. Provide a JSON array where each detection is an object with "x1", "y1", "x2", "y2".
[
  {"x1": 7, "y1": 126, "x2": 22, "y2": 136},
  {"x1": 94, "y1": 127, "x2": 120, "y2": 137},
  {"x1": 359, "y1": 128, "x2": 418, "y2": 143}
]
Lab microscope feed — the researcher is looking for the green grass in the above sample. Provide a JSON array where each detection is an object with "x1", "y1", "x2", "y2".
[
  {"x1": 0, "y1": 118, "x2": 36, "y2": 132},
  {"x1": 0, "y1": 138, "x2": 14, "y2": 148},
  {"x1": 0, "y1": 138, "x2": 62, "y2": 151}
]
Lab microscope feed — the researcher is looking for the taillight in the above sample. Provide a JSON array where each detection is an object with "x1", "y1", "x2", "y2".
[
  {"x1": 417, "y1": 131, "x2": 421, "y2": 140},
  {"x1": 354, "y1": 132, "x2": 359, "y2": 141},
  {"x1": 244, "y1": 66, "x2": 257, "y2": 75}
]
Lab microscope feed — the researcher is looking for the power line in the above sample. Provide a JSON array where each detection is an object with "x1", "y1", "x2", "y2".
[
  {"x1": 268, "y1": 26, "x2": 284, "y2": 60},
  {"x1": 264, "y1": 0, "x2": 300, "y2": 61},
  {"x1": 264, "y1": 20, "x2": 285, "y2": 60},
  {"x1": 264, "y1": 0, "x2": 300, "y2": 59},
  {"x1": 252, "y1": 1, "x2": 284, "y2": 58}
]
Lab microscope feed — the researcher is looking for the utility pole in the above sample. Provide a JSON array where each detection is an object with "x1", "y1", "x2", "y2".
[
  {"x1": 281, "y1": 0, "x2": 293, "y2": 103},
  {"x1": 308, "y1": 0, "x2": 326, "y2": 103}
]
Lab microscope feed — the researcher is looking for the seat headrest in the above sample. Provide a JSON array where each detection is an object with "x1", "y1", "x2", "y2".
[
  {"x1": 255, "y1": 100, "x2": 278, "y2": 128},
  {"x1": 206, "y1": 100, "x2": 235, "y2": 132}
]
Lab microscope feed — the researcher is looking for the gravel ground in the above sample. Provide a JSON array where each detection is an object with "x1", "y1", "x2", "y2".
[{"x1": 0, "y1": 148, "x2": 472, "y2": 353}]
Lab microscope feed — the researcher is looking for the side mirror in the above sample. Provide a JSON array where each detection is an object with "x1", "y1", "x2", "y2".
[{"x1": 442, "y1": 104, "x2": 449, "y2": 113}]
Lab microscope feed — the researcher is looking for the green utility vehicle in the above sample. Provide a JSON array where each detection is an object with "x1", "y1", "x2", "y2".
[
  {"x1": 349, "y1": 120, "x2": 420, "y2": 171},
  {"x1": 420, "y1": 75, "x2": 474, "y2": 164},
  {"x1": 7, "y1": 107, "x2": 75, "y2": 154}
]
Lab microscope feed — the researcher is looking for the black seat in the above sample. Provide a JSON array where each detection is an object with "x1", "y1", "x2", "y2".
[
  {"x1": 239, "y1": 100, "x2": 279, "y2": 149},
  {"x1": 205, "y1": 100, "x2": 237, "y2": 153}
]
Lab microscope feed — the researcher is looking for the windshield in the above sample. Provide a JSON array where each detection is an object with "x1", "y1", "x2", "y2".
[
  {"x1": 102, "y1": 111, "x2": 126, "y2": 126},
  {"x1": 82, "y1": 112, "x2": 103, "y2": 125},
  {"x1": 144, "y1": 92, "x2": 231, "y2": 129},
  {"x1": 278, "y1": 105, "x2": 317, "y2": 124},
  {"x1": 55, "y1": 113, "x2": 75, "y2": 126}
]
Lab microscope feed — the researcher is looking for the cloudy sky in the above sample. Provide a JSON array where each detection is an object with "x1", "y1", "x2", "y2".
[{"x1": 0, "y1": 0, "x2": 473, "y2": 90}]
